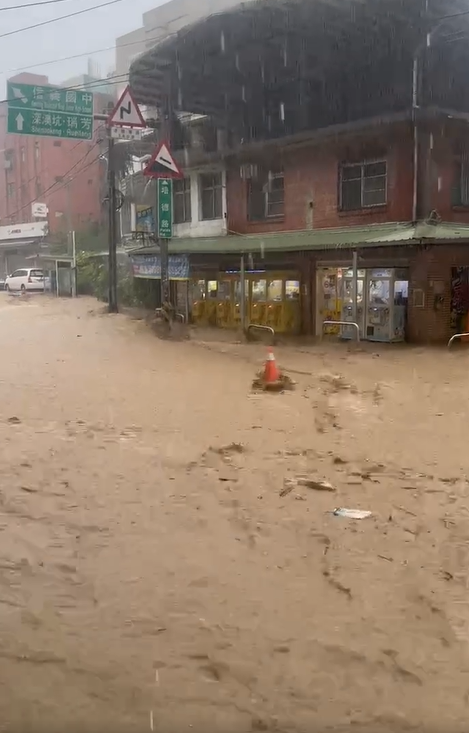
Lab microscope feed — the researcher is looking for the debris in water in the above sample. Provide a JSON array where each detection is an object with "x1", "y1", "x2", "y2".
[
  {"x1": 210, "y1": 442, "x2": 246, "y2": 455},
  {"x1": 280, "y1": 478, "x2": 296, "y2": 497},
  {"x1": 333, "y1": 508, "x2": 372, "y2": 520},
  {"x1": 296, "y1": 477, "x2": 336, "y2": 492},
  {"x1": 7, "y1": 416, "x2": 21, "y2": 425}
]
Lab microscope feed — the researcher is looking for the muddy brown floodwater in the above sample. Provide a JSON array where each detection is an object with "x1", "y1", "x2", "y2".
[{"x1": 2, "y1": 294, "x2": 469, "y2": 732}]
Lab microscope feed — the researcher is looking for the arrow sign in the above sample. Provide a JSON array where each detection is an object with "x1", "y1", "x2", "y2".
[
  {"x1": 12, "y1": 87, "x2": 27, "y2": 104},
  {"x1": 107, "y1": 85, "x2": 146, "y2": 129},
  {"x1": 15, "y1": 113, "x2": 24, "y2": 131},
  {"x1": 143, "y1": 140, "x2": 183, "y2": 179}
]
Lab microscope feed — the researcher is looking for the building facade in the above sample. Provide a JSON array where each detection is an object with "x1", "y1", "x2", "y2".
[
  {"x1": 128, "y1": 0, "x2": 469, "y2": 344},
  {"x1": 0, "y1": 72, "x2": 111, "y2": 243}
]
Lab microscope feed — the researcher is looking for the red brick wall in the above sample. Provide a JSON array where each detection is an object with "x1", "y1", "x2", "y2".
[
  {"x1": 227, "y1": 123, "x2": 415, "y2": 234},
  {"x1": 408, "y1": 245, "x2": 469, "y2": 344},
  {"x1": 428, "y1": 122, "x2": 469, "y2": 225},
  {"x1": 0, "y1": 73, "x2": 107, "y2": 235}
]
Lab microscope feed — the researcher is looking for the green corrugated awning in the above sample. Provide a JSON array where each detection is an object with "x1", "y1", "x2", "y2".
[{"x1": 128, "y1": 221, "x2": 469, "y2": 257}]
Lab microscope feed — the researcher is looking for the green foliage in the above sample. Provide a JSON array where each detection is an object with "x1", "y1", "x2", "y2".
[
  {"x1": 75, "y1": 222, "x2": 107, "y2": 253},
  {"x1": 76, "y1": 251, "x2": 107, "y2": 300},
  {"x1": 76, "y1": 252, "x2": 156, "y2": 308}
]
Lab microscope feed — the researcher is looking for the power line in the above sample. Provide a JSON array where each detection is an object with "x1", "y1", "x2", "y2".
[
  {"x1": 5, "y1": 124, "x2": 106, "y2": 217},
  {"x1": 2, "y1": 28, "x2": 176, "y2": 78},
  {"x1": 0, "y1": 0, "x2": 125, "y2": 40},
  {"x1": 6, "y1": 143, "x2": 102, "y2": 222},
  {"x1": 0, "y1": 0, "x2": 73, "y2": 10}
]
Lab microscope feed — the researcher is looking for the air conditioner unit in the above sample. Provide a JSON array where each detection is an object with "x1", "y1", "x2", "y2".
[{"x1": 240, "y1": 163, "x2": 258, "y2": 180}]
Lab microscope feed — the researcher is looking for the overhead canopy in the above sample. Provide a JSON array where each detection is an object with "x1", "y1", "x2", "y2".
[
  {"x1": 129, "y1": 221, "x2": 469, "y2": 256},
  {"x1": 130, "y1": 0, "x2": 469, "y2": 145}
]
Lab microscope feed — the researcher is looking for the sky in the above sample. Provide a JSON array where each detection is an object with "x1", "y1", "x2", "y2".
[{"x1": 0, "y1": 0, "x2": 164, "y2": 97}]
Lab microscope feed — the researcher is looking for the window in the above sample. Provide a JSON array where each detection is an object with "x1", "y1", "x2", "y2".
[
  {"x1": 340, "y1": 160, "x2": 387, "y2": 210},
  {"x1": 35, "y1": 142, "x2": 40, "y2": 159},
  {"x1": 35, "y1": 179, "x2": 42, "y2": 198},
  {"x1": 200, "y1": 172, "x2": 223, "y2": 220},
  {"x1": 53, "y1": 141, "x2": 61, "y2": 148},
  {"x1": 173, "y1": 178, "x2": 191, "y2": 223},
  {"x1": 7, "y1": 182, "x2": 14, "y2": 198},
  {"x1": 452, "y1": 157, "x2": 469, "y2": 207},
  {"x1": 20, "y1": 147, "x2": 25, "y2": 163},
  {"x1": 251, "y1": 279, "x2": 267, "y2": 302},
  {"x1": 20, "y1": 183, "x2": 28, "y2": 199},
  {"x1": 248, "y1": 169, "x2": 284, "y2": 220},
  {"x1": 267, "y1": 279, "x2": 282, "y2": 301}
]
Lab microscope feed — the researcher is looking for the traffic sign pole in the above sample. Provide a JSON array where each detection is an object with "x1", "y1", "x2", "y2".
[
  {"x1": 157, "y1": 178, "x2": 173, "y2": 313},
  {"x1": 107, "y1": 135, "x2": 118, "y2": 313}
]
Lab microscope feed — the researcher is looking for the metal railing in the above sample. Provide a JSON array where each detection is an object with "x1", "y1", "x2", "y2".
[
  {"x1": 448, "y1": 333, "x2": 469, "y2": 348},
  {"x1": 154, "y1": 308, "x2": 185, "y2": 324},
  {"x1": 247, "y1": 324, "x2": 275, "y2": 341},
  {"x1": 322, "y1": 320, "x2": 360, "y2": 342}
]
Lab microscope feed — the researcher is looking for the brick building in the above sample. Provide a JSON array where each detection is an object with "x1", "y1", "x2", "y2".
[
  {"x1": 0, "y1": 72, "x2": 111, "y2": 240},
  {"x1": 128, "y1": 0, "x2": 469, "y2": 343}
]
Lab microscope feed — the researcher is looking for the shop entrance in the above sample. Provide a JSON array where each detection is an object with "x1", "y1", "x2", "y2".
[
  {"x1": 316, "y1": 265, "x2": 409, "y2": 342},
  {"x1": 189, "y1": 270, "x2": 301, "y2": 334}
]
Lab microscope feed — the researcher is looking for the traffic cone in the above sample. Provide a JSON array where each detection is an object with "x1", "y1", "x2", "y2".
[{"x1": 263, "y1": 347, "x2": 280, "y2": 384}]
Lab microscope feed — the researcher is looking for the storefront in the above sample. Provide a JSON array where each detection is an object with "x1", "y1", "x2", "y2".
[
  {"x1": 190, "y1": 269, "x2": 301, "y2": 334},
  {"x1": 316, "y1": 263, "x2": 409, "y2": 342}
]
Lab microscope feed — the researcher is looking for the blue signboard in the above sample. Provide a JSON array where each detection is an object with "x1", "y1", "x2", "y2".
[
  {"x1": 131, "y1": 254, "x2": 189, "y2": 280},
  {"x1": 135, "y1": 205, "x2": 154, "y2": 234}
]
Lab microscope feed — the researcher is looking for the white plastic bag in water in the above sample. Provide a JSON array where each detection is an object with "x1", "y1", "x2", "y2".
[{"x1": 333, "y1": 508, "x2": 372, "y2": 520}]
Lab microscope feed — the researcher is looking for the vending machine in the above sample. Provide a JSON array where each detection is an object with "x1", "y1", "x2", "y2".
[
  {"x1": 341, "y1": 268, "x2": 366, "y2": 339},
  {"x1": 364, "y1": 268, "x2": 408, "y2": 342}
]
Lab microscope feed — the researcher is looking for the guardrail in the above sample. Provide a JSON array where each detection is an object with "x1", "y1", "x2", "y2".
[
  {"x1": 247, "y1": 323, "x2": 275, "y2": 342},
  {"x1": 322, "y1": 320, "x2": 360, "y2": 342},
  {"x1": 448, "y1": 333, "x2": 469, "y2": 348}
]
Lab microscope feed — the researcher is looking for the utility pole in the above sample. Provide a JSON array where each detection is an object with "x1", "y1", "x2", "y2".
[
  {"x1": 91, "y1": 112, "x2": 119, "y2": 312},
  {"x1": 107, "y1": 134, "x2": 118, "y2": 313},
  {"x1": 65, "y1": 178, "x2": 72, "y2": 256},
  {"x1": 159, "y1": 92, "x2": 172, "y2": 322}
]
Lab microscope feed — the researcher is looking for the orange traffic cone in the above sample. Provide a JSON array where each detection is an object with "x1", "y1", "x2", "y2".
[{"x1": 263, "y1": 347, "x2": 280, "y2": 384}]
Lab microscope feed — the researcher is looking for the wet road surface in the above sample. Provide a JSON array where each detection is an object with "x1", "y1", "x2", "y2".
[{"x1": 1, "y1": 295, "x2": 469, "y2": 732}]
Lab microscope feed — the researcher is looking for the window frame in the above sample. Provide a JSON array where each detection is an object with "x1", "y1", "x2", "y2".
[
  {"x1": 173, "y1": 177, "x2": 192, "y2": 224},
  {"x1": 248, "y1": 169, "x2": 285, "y2": 221},
  {"x1": 339, "y1": 159, "x2": 387, "y2": 211},
  {"x1": 452, "y1": 156, "x2": 469, "y2": 208},
  {"x1": 199, "y1": 172, "x2": 223, "y2": 221},
  {"x1": 7, "y1": 182, "x2": 15, "y2": 198}
]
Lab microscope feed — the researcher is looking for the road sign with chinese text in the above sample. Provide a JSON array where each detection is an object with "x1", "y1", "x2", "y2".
[
  {"x1": 7, "y1": 82, "x2": 94, "y2": 140},
  {"x1": 157, "y1": 179, "x2": 173, "y2": 239}
]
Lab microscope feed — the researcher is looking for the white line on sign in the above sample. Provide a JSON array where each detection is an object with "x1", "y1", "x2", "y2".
[{"x1": 12, "y1": 87, "x2": 27, "y2": 103}]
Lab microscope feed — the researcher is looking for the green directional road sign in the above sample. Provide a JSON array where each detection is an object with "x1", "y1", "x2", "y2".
[
  {"x1": 157, "y1": 179, "x2": 173, "y2": 239},
  {"x1": 7, "y1": 82, "x2": 94, "y2": 140}
]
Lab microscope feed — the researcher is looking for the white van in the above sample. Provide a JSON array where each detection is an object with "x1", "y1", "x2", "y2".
[{"x1": 5, "y1": 268, "x2": 48, "y2": 292}]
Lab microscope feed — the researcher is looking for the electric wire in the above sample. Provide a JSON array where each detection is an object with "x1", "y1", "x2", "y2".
[{"x1": 0, "y1": 0, "x2": 125, "y2": 40}]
